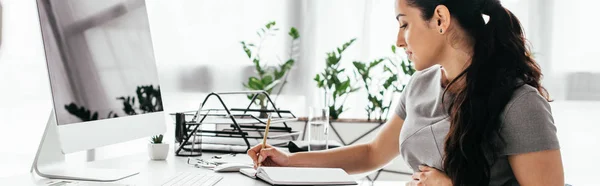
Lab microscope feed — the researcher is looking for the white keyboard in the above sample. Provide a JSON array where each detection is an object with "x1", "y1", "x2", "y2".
[{"x1": 161, "y1": 171, "x2": 223, "y2": 186}]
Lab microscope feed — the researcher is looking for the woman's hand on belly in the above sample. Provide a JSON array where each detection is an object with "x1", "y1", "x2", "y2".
[{"x1": 406, "y1": 165, "x2": 452, "y2": 186}]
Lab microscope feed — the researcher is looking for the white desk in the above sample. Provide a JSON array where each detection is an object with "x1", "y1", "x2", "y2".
[
  {"x1": 2, "y1": 100, "x2": 595, "y2": 185},
  {"x1": 0, "y1": 151, "x2": 408, "y2": 186}
]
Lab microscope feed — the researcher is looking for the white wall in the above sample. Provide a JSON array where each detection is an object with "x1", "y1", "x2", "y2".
[
  {"x1": 549, "y1": 0, "x2": 600, "y2": 73},
  {"x1": 0, "y1": 0, "x2": 53, "y2": 178},
  {"x1": 147, "y1": 0, "x2": 297, "y2": 93}
]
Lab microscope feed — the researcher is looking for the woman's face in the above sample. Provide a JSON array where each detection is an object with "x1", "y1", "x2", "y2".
[{"x1": 395, "y1": 0, "x2": 445, "y2": 71}]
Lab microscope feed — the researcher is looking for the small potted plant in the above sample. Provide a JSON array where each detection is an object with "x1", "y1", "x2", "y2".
[{"x1": 148, "y1": 134, "x2": 169, "y2": 160}]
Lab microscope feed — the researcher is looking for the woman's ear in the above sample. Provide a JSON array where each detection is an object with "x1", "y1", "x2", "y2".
[{"x1": 433, "y1": 5, "x2": 451, "y2": 34}]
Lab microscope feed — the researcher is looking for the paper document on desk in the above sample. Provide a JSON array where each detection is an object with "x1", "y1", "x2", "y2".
[
  {"x1": 239, "y1": 167, "x2": 357, "y2": 185},
  {"x1": 239, "y1": 168, "x2": 257, "y2": 178}
]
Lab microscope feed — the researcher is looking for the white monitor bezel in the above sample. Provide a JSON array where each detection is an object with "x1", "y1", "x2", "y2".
[{"x1": 57, "y1": 112, "x2": 166, "y2": 154}]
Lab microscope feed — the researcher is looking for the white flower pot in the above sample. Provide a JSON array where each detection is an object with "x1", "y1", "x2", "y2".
[{"x1": 148, "y1": 143, "x2": 169, "y2": 160}]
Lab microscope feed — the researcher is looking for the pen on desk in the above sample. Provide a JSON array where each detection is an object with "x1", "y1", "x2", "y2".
[{"x1": 257, "y1": 113, "x2": 272, "y2": 168}]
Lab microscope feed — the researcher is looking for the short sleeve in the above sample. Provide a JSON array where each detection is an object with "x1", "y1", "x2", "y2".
[
  {"x1": 498, "y1": 90, "x2": 560, "y2": 155},
  {"x1": 395, "y1": 89, "x2": 408, "y2": 120},
  {"x1": 395, "y1": 74, "x2": 417, "y2": 120}
]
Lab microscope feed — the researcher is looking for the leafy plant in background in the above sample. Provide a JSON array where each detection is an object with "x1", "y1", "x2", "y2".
[
  {"x1": 314, "y1": 38, "x2": 360, "y2": 120},
  {"x1": 389, "y1": 45, "x2": 416, "y2": 93},
  {"x1": 352, "y1": 45, "x2": 415, "y2": 121},
  {"x1": 352, "y1": 58, "x2": 385, "y2": 121},
  {"x1": 241, "y1": 21, "x2": 300, "y2": 116},
  {"x1": 65, "y1": 85, "x2": 163, "y2": 122}
]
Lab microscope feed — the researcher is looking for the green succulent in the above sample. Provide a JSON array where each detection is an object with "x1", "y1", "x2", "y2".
[{"x1": 151, "y1": 134, "x2": 163, "y2": 144}]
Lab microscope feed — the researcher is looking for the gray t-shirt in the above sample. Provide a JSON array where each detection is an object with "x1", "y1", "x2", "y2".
[{"x1": 396, "y1": 65, "x2": 560, "y2": 186}]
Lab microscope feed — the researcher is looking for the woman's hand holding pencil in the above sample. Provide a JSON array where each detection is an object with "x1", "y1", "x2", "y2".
[
  {"x1": 247, "y1": 114, "x2": 290, "y2": 169},
  {"x1": 247, "y1": 143, "x2": 289, "y2": 169}
]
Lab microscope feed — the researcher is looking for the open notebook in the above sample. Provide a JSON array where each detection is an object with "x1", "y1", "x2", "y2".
[{"x1": 240, "y1": 167, "x2": 357, "y2": 185}]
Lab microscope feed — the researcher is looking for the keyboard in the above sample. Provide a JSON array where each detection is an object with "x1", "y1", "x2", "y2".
[{"x1": 161, "y1": 171, "x2": 223, "y2": 186}]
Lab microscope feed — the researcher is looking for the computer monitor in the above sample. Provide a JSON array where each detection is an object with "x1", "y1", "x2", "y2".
[{"x1": 32, "y1": 0, "x2": 166, "y2": 181}]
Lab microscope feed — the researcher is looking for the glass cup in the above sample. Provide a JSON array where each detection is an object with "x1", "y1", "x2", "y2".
[{"x1": 307, "y1": 107, "x2": 329, "y2": 151}]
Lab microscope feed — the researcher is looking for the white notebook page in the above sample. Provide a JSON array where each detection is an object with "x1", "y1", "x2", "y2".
[{"x1": 257, "y1": 167, "x2": 357, "y2": 185}]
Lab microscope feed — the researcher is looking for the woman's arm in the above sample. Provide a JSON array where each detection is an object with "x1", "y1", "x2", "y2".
[
  {"x1": 287, "y1": 115, "x2": 405, "y2": 174},
  {"x1": 509, "y1": 149, "x2": 564, "y2": 186}
]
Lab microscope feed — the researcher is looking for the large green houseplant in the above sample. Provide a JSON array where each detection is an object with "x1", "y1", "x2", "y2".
[
  {"x1": 352, "y1": 45, "x2": 415, "y2": 121},
  {"x1": 241, "y1": 21, "x2": 300, "y2": 117},
  {"x1": 314, "y1": 38, "x2": 360, "y2": 120}
]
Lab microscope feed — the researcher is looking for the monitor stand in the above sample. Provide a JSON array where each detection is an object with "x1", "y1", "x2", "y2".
[{"x1": 30, "y1": 110, "x2": 139, "y2": 182}]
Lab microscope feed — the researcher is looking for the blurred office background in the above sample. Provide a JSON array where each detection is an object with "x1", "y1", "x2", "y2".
[{"x1": 0, "y1": 0, "x2": 598, "y2": 185}]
